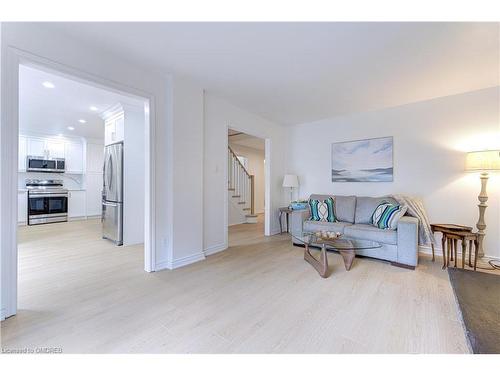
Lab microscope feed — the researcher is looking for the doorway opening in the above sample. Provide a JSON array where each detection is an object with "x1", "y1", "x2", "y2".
[
  {"x1": 13, "y1": 62, "x2": 151, "y2": 319},
  {"x1": 227, "y1": 128, "x2": 267, "y2": 245}
]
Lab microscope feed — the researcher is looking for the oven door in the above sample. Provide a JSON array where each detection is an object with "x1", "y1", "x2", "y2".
[
  {"x1": 28, "y1": 193, "x2": 68, "y2": 225},
  {"x1": 28, "y1": 195, "x2": 48, "y2": 216},
  {"x1": 47, "y1": 195, "x2": 68, "y2": 215}
]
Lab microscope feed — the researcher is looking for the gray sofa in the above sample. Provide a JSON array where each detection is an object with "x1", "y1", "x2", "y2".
[{"x1": 290, "y1": 195, "x2": 419, "y2": 269}]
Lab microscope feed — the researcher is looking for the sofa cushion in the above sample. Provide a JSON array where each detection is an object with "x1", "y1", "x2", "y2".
[
  {"x1": 355, "y1": 196, "x2": 399, "y2": 224},
  {"x1": 304, "y1": 220, "x2": 352, "y2": 234},
  {"x1": 309, "y1": 194, "x2": 356, "y2": 223},
  {"x1": 308, "y1": 197, "x2": 336, "y2": 222},
  {"x1": 372, "y1": 202, "x2": 408, "y2": 230},
  {"x1": 344, "y1": 224, "x2": 397, "y2": 245}
]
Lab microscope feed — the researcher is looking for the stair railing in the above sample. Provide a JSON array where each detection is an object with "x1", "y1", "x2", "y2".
[{"x1": 228, "y1": 146, "x2": 255, "y2": 215}]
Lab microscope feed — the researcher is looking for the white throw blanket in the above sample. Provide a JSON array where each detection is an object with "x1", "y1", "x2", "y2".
[{"x1": 392, "y1": 195, "x2": 436, "y2": 246}]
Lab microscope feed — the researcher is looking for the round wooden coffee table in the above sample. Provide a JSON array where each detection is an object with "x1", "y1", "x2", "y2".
[{"x1": 293, "y1": 232, "x2": 382, "y2": 278}]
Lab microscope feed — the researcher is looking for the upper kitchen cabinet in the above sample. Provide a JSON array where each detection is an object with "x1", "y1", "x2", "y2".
[
  {"x1": 19, "y1": 135, "x2": 85, "y2": 174},
  {"x1": 65, "y1": 142, "x2": 84, "y2": 174},
  {"x1": 27, "y1": 137, "x2": 65, "y2": 159},
  {"x1": 102, "y1": 104, "x2": 125, "y2": 146},
  {"x1": 46, "y1": 140, "x2": 65, "y2": 158},
  {"x1": 27, "y1": 138, "x2": 46, "y2": 157}
]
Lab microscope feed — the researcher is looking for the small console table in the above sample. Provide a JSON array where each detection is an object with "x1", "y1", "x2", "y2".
[{"x1": 278, "y1": 207, "x2": 293, "y2": 234}]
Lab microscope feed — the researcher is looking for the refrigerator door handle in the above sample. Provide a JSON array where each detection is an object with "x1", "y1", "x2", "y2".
[{"x1": 103, "y1": 201, "x2": 118, "y2": 207}]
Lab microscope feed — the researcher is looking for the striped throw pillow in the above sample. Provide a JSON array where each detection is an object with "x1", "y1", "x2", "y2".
[
  {"x1": 308, "y1": 197, "x2": 337, "y2": 222},
  {"x1": 371, "y1": 202, "x2": 407, "y2": 230}
]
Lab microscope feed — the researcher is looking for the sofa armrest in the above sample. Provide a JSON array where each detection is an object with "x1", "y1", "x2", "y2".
[
  {"x1": 290, "y1": 209, "x2": 310, "y2": 238},
  {"x1": 396, "y1": 216, "x2": 419, "y2": 267}
]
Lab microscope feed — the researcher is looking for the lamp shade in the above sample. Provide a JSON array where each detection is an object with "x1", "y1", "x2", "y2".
[
  {"x1": 465, "y1": 150, "x2": 500, "y2": 171},
  {"x1": 282, "y1": 174, "x2": 299, "y2": 188}
]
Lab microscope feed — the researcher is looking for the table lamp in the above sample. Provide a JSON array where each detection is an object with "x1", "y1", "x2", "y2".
[
  {"x1": 465, "y1": 149, "x2": 500, "y2": 257},
  {"x1": 283, "y1": 174, "x2": 299, "y2": 204}
]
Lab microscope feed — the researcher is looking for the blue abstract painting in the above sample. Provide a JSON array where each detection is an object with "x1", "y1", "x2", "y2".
[{"x1": 331, "y1": 137, "x2": 393, "y2": 182}]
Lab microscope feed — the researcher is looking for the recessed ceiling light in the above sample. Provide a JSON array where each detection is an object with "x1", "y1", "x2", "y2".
[
  {"x1": 89, "y1": 106, "x2": 98, "y2": 111},
  {"x1": 42, "y1": 81, "x2": 55, "y2": 89},
  {"x1": 78, "y1": 119, "x2": 87, "y2": 124},
  {"x1": 67, "y1": 126, "x2": 75, "y2": 131}
]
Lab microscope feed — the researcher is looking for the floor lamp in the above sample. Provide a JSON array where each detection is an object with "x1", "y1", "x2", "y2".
[{"x1": 465, "y1": 150, "x2": 500, "y2": 258}]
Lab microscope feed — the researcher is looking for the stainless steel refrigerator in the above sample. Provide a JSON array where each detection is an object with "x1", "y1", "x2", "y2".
[{"x1": 102, "y1": 142, "x2": 123, "y2": 245}]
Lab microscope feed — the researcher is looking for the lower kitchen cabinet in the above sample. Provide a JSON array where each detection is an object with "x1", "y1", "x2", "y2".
[
  {"x1": 18, "y1": 191, "x2": 27, "y2": 224},
  {"x1": 68, "y1": 191, "x2": 86, "y2": 218}
]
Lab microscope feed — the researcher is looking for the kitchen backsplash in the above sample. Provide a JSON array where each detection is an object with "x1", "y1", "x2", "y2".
[{"x1": 18, "y1": 172, "x2": 84, "y2": 190}]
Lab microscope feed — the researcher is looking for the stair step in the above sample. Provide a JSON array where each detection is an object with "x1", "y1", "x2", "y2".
[
  {"x1": 232, "y1": 195, "x2": 241, "y2": 198},
  {"x1": 245, "y1": 214, "x2": 258, "y2": 218},
  {"x1": 242, "y1": 208, "x2": 251, "y2": 211},
  {"x1": 238, "y1": 202, "x2": 246, "y2": 205},
  {"x1": 228, "y1": 188, "x2": 235, "y2": 191}
]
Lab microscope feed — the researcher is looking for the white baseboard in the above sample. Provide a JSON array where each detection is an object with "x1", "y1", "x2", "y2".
[
  {"x1": 204, "y1": 243, "x2": 227, "y2": 256},
  {"x1": 161, "y1": 252, "x2": 206, "y2": 270},
  {"x1": 68, "y1": 216, "x2": 87, "y2": 222},
  {"x1": 418, "y1": 245, "x2": 500, "y2": 261},
  {"x1": 154, "y1": 259, "x2": 170, "y2": 271},
  {"x1": 228, "y1": 220, "x2": 245, "y2": 227}
]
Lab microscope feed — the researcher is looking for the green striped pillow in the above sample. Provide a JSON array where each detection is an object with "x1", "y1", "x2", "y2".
[
  {"x1": 371, "y1": 202, "x2": 407, "y2": 230},
  {"x1": 308, "y1": 197, "x2": 337, "y2": 222}
]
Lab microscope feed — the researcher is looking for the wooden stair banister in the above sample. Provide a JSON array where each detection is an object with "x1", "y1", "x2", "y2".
[{"x1": 228, "y1": 146, "x2": 255, "y2": 216}]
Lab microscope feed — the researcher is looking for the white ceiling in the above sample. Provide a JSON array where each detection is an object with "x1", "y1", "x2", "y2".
[
  {"x1": 44, "y1": 22, "x2": 499, "y2": 125},
  {"x1": 228, "y1": 130, "x2": 265, "y2": 151},
  {"x1": 19, "y1": 64, "x2": 145, "y2": 139}
]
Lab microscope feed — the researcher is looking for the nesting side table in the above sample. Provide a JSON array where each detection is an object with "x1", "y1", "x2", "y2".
[{"x1": 430, "y1": 224, "x2": 479, "y2": 270}]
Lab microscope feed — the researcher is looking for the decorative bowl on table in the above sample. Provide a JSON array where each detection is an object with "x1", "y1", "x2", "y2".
[
  {"x1": 290, "y1": 200, "x2": 308, "y2": 210},
  {"x1": 314, "y1": 231, "x2": 342, "y2": 240}
]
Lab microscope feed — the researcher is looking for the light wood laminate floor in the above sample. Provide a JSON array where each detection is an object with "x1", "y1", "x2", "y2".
[{"x1": 1, "y1": 218, "x2": 470, "y2": 353}]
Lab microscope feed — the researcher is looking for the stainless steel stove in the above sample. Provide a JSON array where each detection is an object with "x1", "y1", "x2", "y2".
[{"x1": 26, "y1": 179, "x2": 68, "y2": 225}]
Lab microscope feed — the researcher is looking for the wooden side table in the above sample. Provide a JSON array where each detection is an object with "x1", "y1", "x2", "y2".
[
  {"x1": 430, "y1": 224, "x2": 478, "y2": 270},
  {"x1": 278, "y1": 207, "x2": 293, "y2": 234},
  {"x1": 444, "y1": 231, "x2": 479, "y2": 270}
]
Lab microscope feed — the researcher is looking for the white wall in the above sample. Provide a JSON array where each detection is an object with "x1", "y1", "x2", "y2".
[
  {"x1": 228, "y1": 143, "x2": 265, "y2": 214},
  {"x1": 203, "y1": 93, "x2": 287, "y2": 254},
  {"x1": 123, "y1": 104, "x2": 146, "y2": 246},
  {"x1": 168, "y1": 76, "x2": 205, "y2": 268},
  {"x1": 287, "y1": 87, "x2": 500, "y2": 258}
]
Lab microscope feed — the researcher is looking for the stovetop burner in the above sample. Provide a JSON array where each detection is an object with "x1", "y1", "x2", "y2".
[{"x1": 26, "y1": 179, "x2": 64, "y2": 187}]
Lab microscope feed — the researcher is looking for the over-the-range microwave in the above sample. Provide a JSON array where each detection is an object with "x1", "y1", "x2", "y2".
[{"x1": 26, "y1": 156, "x2": 65, "y2": 173}]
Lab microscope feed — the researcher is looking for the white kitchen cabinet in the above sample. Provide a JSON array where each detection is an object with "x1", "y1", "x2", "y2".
[
  {"x1": 68, "y1": 191, "x2": 86, "y2": 218},
  {"x1": 18, "y1": 136, "x2": 27, "y2": 171},
  {"x1": 65, "y1": 142, "x2": 84, "y2": 173},
  {"x1": 27, "y1": 138, "x2": 46, "y2": 157},
  {"x1": 86, "y1": 143, "x2": 104, "y2": 173},
  {"x1": 18, "y1": 191, "x2": 27, "y2": 224},
  {"x1": 114, "y1": 115, "x2": 125, "y2": 143},
  {"x1": 103, "y1": 107, "x2": 125, "y2": 146},
  {"x1": 86, "y1": 174, "x2": 103, "y2": 217},
  {"x1": 20, "y1": 135, "x2": 86, "y2": 173},
  {"x1": 46, "y1": 140, "x2": 65, "y2": 158},
  {"x1": 104, "y1": 120, "x2": 115, "y2": 145}
]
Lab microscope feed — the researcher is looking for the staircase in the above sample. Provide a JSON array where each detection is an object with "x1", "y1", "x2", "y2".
[{"x1": 228, "y1": 146, "x2": 257, "y2": 224}]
